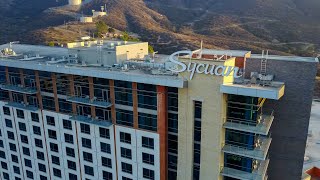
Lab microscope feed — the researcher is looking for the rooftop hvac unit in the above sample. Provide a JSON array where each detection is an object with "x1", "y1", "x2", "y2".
[{"x1": 254, "y1": 139, "x2": 262, "y2": 148}]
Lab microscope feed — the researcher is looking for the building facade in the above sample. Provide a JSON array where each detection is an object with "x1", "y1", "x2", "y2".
[{"x1": 0, "y1": 43, "x2": 318, "y2": 180}]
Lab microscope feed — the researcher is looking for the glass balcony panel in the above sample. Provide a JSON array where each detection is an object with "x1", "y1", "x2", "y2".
[
  {"x1": 222, "y1": 136, "x2": 272, "y2": 160},
  {"x1": 66, "y1": 95, "x2": 112, "y2": 108},
  {"x1": 0, "y1": 84, "x2": 37, "y2": 94},
  {"x1": 224, "y1": 113, "x2": 274, "y2": 135},
  {"x1": 70, "y1": 115, "x2": 112, "y2": 127},
  {"x1": 221, "y1": 159, "x2": 269, "y2": 180}
]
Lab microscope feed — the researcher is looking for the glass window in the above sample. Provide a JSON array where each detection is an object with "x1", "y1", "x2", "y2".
[
  {"x1": 99, "y1": 127, "x2": 110, "y2": 139},
  {"x1": 21, "y1": 135, "x2": 28, "y2": 144},
  {"x1": 36, "y1": 151, "x2": 45, "y2": 160},
  {"x1": 1, "y1": 161, "x2": 7, "y2": 169},
  {"x1": 143, "y1": 168, "x2": 155, "y2": 180},
  {"x1": 3, "y1": 106, "x2": 10, "y2": 115},
  {"x1": 49, "y1": 143, "x2": 58, "y2": 152},
  {"x1": 18, "y1": 122, "x2": 26, "y2": 131},
  {"x1": 5, "y1": 119, "x2": 12, "y2": 128},
  {"x1": 31, "y1": 112, "x2": 39, "y2": 122},
  {"x1": 33, "y1": 126, "x2": 41, "y2": 135},
  {"x1": 101, "y1": 157, "x2": 112, "y2": 168},
  {"x1": 64, "y1": 133, "x2": 74, "y2": 144},
  {"x1": 16, "y1": 109, "x2": 24, "y2": 119},
  {"x1": 66, "y1": 147, "x2": 75, "y2": 157},
  {"x1": 13, "y1": 166, "x2": 20, "y2": 174},
  {"x1": 142, "y1": 153, "x2": 154, "y2": 165},
  {"x1": 63, "y1": 119, "x2": 72, "y2": 130},
  {"x1": 80, "y1": 123, "x2": 90, "y2": 134},
  {"x1": 24, "y1": 159, "x2": 32, "y2": 168},
  {"x1": 138, "y1": 113, "x2": 157, "y2": 131},
  {"x1": 51, "y1": 155, "x2": 60, "y2": 165},
  {"x1": 67, "y1": 160, "x2": 76, "y2": 170},
  {"x1": 48, "y1": 129, "x2": 57, "y2": 139},
  {"x1": 116, "y1": 109, "x2": 133, "y2": 127},
  {"x1": 7, "y1": 131, "x2": 14, "y2": 140},
  {"x1": 38, "y1": 163, "x2": 46, "y2": 172},
  {"x1": 84, "y1": 165, "x2": 94, "y2": 176},
  {"x1": 46, "y1": 116, "x2": 55, "y2": 126},
  {"x1": 100, "y1": 142, "x2": 111, "y2": 154},
  {"x1": 82, "y1": 138, "x2": 91, "y2": 149},
  {"x1": 102, "y1": 171, "x2": 112, "y2": 180},
  {"x1": 121, "y1": 147, "x2": 132, "y2": 159},
  {"x1": 69, "y1": 173, "x2": 77, "y2": 180},
  {"x1": 53, "y1": 168, "x2": 61, "y2": 177},
  {"x1": 120, "y1": 132, "x2": 131, "y2": 144},
  {"x1": 11, "y1": 154, "x2": 18, "y2": 163},
  {"x1": 142, "y1": 137, "x2": 154, "y2": 149},
  {"x1": 121, "y1": 162, "x2": 132, "y2": 174},
  {"x1": 22, "y1": 147, "x2": 30, "y2": 156},
  {"x1": 83, "y1": 152, "x2": 93, "y2": 162},
  {"x1": 9, "y1": 143, "x2": 16, "y2": 151}
]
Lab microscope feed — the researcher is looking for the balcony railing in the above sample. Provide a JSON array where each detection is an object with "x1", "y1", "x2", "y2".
[
  {"x1": 6, "y1": 101, "x2": 39, "y2": 112},
  {"x1": 66, "y1": 95, "x2": 112, "y2": 108},
  {"x1": 222, "y1": 136, "x2": 272, "y2": 160},
  {"x1": 223, "y1": 112, "x2": 274, "y2": 135},
  {"x1": 221, "y1": 159, "x2": 269, "y2": 180},
  {"x1": 0, "y1": 84, "x2": 37, "y2": 94},
  {"x1": 70, "y1": 115, "x2": 112, "y2": 127}
]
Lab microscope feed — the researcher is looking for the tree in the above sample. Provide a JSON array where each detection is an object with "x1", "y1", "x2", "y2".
[
  {"x1": 148, "y1": 45, "x2": 154, "y2": 54},
  {"x1": 121, "y1": 31, "x2": 130, "y2": 41},
  {"x1": 96, "y1": 21, "x2": 108, "y2": 37},
  {"x1": 108, "y1": 27, "x2": 115, "y2": 33},
  {"x1": 48, "y1": 41, "x2": 55, "y2": 47}
]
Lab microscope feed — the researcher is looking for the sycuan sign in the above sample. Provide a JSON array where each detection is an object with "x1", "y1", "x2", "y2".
[{"x1": 169, "y1": 50, "x2": 242, "y2": 80}]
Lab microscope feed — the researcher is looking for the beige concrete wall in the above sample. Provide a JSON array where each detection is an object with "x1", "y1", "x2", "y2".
[
  {"x1": 177, "y1": 58, "x2": 236, "y2": 180},
  {"x1": 115, "y1": 42, "x2": 148, "y2": 63},
  {"x1": 80, "y1": 17, "x2": 93, "y2": 23}
]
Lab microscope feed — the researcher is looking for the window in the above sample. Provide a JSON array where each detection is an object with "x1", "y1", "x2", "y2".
[
  {"x1": 193, "y1": 101, "x2": 202, "y2": 180},
  {"x1": 84, "y1": 165, "x2": 94, "y2": 176},
  {"x1": 143, "y1": 168, "x2": 155, "y2": 180},
  {"x1": 64, "y1": 134, "x2": 74, "y2": 144},
  {"x1": 101, "y1": 157, "x2": 112, "y2": 168},
  {"x1": 1, "y1": 161, "x2": 7, "y2": 169},
  {"x1": 138, "y1": 113, "x2": 157, "y2": 131},
  {"x1": 3, "y1": 172, "x2": 9, "y2": 180},
  {"x1": 40, "y1": 175, "x2": 47, "y2": 180},
  {"x1": 38, "y1": 163, "x2": 46, "y2": 172},
  {"x1": 26, "y1": 170, "x2": 33, "y2": 179},
  {"x1": 122, "y1": 177, "x2": 132, "y2": 180},
  {"x1": 21, "y1": 135, "x2": 28, "y2": 144},
  {"x1": 35, "y1": 139, "x2": 43, "y2": 148},
  {"x1": 121, "y1": 162, "x2": 132, "y2": 174},
  {"x1": 116, "y1": 109, "x2": 133, "y2": 127},
  {"x1": 33, "y1": 126, "x2": 41, "y2": 135},
  {"x1": 15, "y1": 177, "x2": 21, "y2": 180},
  {"x1": 18, "y1": 122, "x2": 26, "y2": 131},
  {"x1": 142, "y1": 153, "x2": 154, "y2": 165},
  {"x1": 67, "y1": 160, "x2": 76, "y2": 170},
  {"x1": 102, "y1": 171, "x2": 112, "y2": 180},
  {"x1": 99, "y1": 127, "x2": 110, "y2": 139},
  {"x1": 82, "y1": 138, "x2": 91, "y2": 149},
  {"x1": 83, "y1": 152, "x2": 93, "y2": 162},
  {"x1": 36, "y1": 151, "x2": 45, "y2": 160},
  {"x1": 80, "y1": 123, "x2": 90, "y2": 134},
  {"x1": 46, "y1": 116, "x2": 55, "y2": 126},
  {"x1": 5, "y1": 119, "x2": 12, "y2": 128},
  {"x1": 69, "y1": 173, "x2": 77, "y2": 180},
  {"x1": 0, "y1": 150, "x2": 5, "y2": 159},
  {"x1": 121, "y1": 147, "x2": 132, "y2": 159},
  {"x1": 9, "y1": 143, "x2": 16, "y2": 151},
  {"x1": 23, "y1": 147, "x2": 30, "y2": 156},
  {"x1": 11, "y1": 154, "x2": 19, "y2": 163},
  {"x1": 51, "y1": 155, "x2": 60, "y2": 165},
  {"x1": 16, "y1": 109, "x2": 24, "y2": 119},
  {"x1": 50, "y1": 143, "x2": 58, "y2": 152},
  {"x1": 3, "y1": 106, "x2": 10, "y2": 115},
  {"x1": 7, "y1": 131, "x2": 15, "y2": 140},
  {"x1": 53, "y1": 168, "x2": 61, "y2": 178},
  {"x1": 48, "y1": 129, "x2": 57, "y2": 139},
  {"x1": 63, "y1": 119, "x2": 72, "y2": 130},
  {"x1": 100, "y1": 142, "x2": 111, "y2": 154},
  {"x1": 0, "y1": 140, "x2": 2, "y2": 148},
  {"x1": 13, "y1": 165, "x2": 20, "y2": 174},
  {"x1": 168, "y1": 134, "x2": 178, "y2": 154},
  {"x1": 142, "y1": 137, "x2": 154, "y2": 149},
  {"x1": 31, "y1": 112, "x2": 39, "y2": 122},
  {"x1": 120, "y1": 132, "x2": 131, "y2": 144},
  {"x1": 66, "y1": 147, "x2": 75, "y2": 157},
  {"x1": 24, "y1": 159, "x2": 32, "y2": 168}
]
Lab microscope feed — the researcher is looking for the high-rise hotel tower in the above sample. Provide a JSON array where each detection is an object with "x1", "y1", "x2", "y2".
[{"x1": 0, "y1": 42, "x2": 318, "y2": 180}]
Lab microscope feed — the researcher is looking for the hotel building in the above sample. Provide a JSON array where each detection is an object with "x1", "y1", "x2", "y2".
[{"x1": 0, "y1": 41, "x2": 318, "y2": 180}]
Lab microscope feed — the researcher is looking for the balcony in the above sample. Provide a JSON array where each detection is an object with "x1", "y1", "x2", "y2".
[
  {"x1": 222, "y1": 136, "x2": 272, "y2": 160},
  {"x1": 70, "y1": 115, "x2": 112, "y2": 127},
  {"x1": 223, "y1": 113, "x2": 274, "y2": 135},
  {"x1": 6, "y1": 102, "x2": 39, "y2": 111},
  {"x1": 66, "y1": 96, "x2": 112, "y2": 108},
  {"x1": 221, "y1": 159, "x2": 269, "y2": 180},
  {"x1": 220, "y1": 80, "x2": 285, "y2": 100},
  {"x1": 0, "y1": 84, "x2": 37, "y2": 94}
]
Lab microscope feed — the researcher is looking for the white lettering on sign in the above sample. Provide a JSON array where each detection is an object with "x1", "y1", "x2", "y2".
[{"x1": 169, "y1": 50, "x2": 242, "y2": 80}]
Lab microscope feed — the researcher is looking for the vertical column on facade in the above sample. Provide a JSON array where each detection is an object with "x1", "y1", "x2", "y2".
[
  {"x1": 34, "y1": 71, "x2": 43, "y2": 109},
  {"x1": 68, "y1": 74, "x2": 77, "y2": 114},
  {"x1": 109, "y1": 80, "x2": 116, "y2": 124},
  {"x1": 51, "y1": 73, "x2": 59, "y2": 113},
  {"x1": 19, "y1": 69, "x2": 28, "y2": 104},
  {"x1": 132, "y1": 82, "x2": 138, "y2": 129},
  {"x1": 5, "y1": 66, "x2": 13, "y2": 101},
  {"x1": 88, "y1": 77, "x2": 96, "y2": 118},
  {"x1": 157, "y1": 86, "x2": 168, "y2": 180}
]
